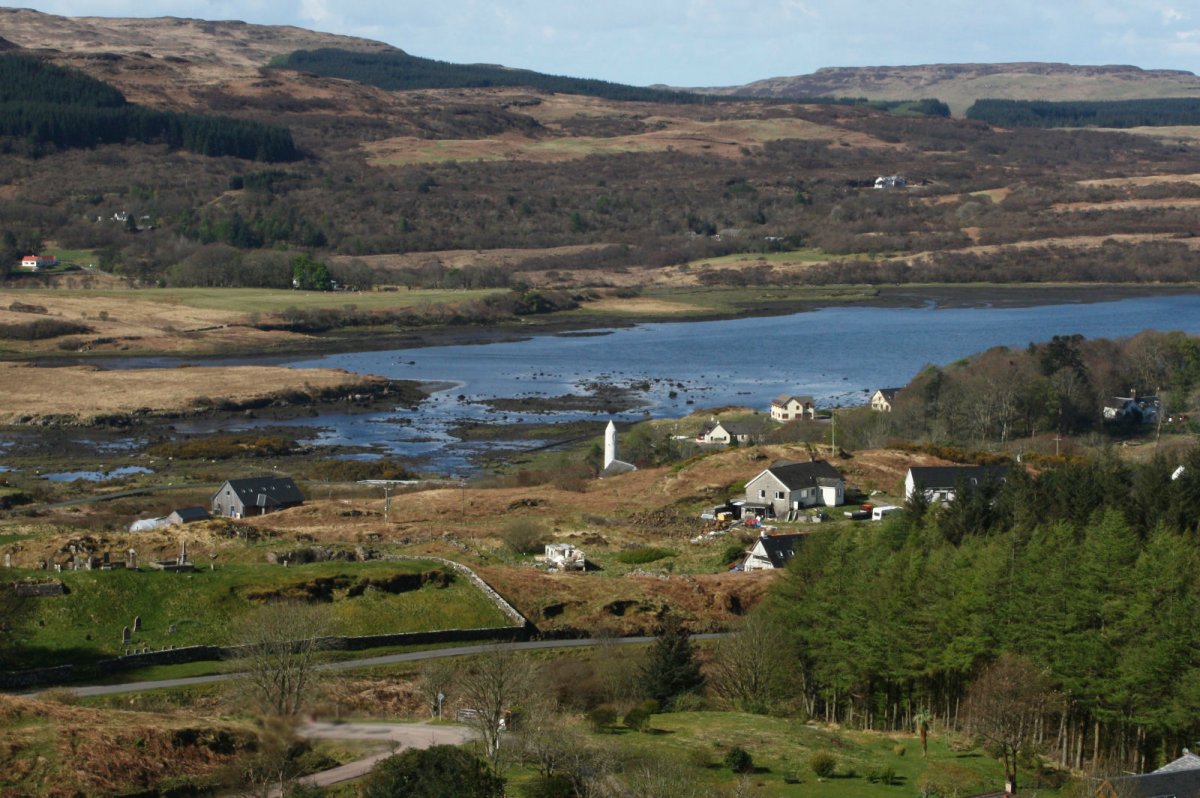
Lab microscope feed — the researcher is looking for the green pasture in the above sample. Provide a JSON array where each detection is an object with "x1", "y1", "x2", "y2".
[{"x1": 11, "y1": 559, "x2": 509, "y2": 668}]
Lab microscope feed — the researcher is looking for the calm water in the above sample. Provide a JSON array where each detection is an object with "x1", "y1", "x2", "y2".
[{"x1": 245, "y1": 294, "x2": 1200, "y2": 472}]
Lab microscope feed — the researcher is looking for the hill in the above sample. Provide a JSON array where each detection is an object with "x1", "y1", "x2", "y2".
[{"x1": 693, "y1": 62, "x2": 1200, "y2": 116}]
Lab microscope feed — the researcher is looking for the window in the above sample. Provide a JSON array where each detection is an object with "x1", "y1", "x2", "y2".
[
  {"x1": 758, "y1": 489, "x2": 766, "y2": 499},
  {"x1": 775, "y1": 491, "x2": 784, "y2": 500}
]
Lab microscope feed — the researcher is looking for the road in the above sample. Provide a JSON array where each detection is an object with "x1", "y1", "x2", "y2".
[
  {"x1": 57, "y1": 635, "x2": 726, "y2": 698},
  {"x1": 268, "y1": 722, "x2": 477, "y2": 794}
]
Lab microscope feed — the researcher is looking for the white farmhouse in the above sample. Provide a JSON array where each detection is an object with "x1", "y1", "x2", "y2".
[
  {"x1": 770, "y1": 395, "x2": 816, "y2": 422},
  {"x1": 742, "y1": 532, "x2": 805, "y2": 571},
  {"x1": 904, "y1": 465, "x2": 1009, "y2": 503}
]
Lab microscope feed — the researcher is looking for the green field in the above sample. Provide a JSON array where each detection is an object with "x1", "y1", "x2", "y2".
[
  {"x1": 15, "y1": 286, "x2": 504, "y2": 314},
  {"x1": 11, "y1": 559, "x2": 510, "y2": 668},
  {"x1": 526, "y1": 711, "x2": 1059, "y2": 797}
]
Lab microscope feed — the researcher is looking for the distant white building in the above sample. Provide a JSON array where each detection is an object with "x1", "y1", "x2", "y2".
[
  {"x1": 871, "y1": 388, "x2": 900, "y2": 412},
  {"x1": 544, "y1": 543, "x2": 586, "y2": 571},
  {"x1": 20, "y1": 255, "x2": 57, "y2": 271},
  {"x1": 770, "y1": 395, "x2": 816, "y2": 422},
  {"x1": 874, "y1": 175, "x2": 907, "y2": 189},
  {"x1": 742, "y1": 532, "x2": 805, "y2": 571}
]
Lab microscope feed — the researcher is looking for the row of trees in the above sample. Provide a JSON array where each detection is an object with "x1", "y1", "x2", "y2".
[
  {"x1": 968, "y1": 97, "x2": 1200, "y2": 128},
  {"x1": 765, "y1": 445, "x2": 1200, "y2": 775}
]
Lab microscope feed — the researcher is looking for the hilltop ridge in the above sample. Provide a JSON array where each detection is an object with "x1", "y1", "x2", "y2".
[{"x1": 689, "y1": 61, "x2": 1200, "y2": 115}]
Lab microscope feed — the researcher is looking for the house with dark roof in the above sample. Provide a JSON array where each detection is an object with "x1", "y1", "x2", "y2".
[
  {"x1": 770, "y1": 395, "x2": 816, "y2": 422},
  {"x1": 167, "y1": 506, "x2": 210, "y2": 525},
  {"x1": 211, "y1": 476, "x2": 304, "y2": 518},
  {"x1": 1093, "y1": 750, "x2": 1200, "y2": 797},
  {"x1": 871, "y1": 388, "x2": 901, "y2": 412},
  {"x1": 743, "y1": 460, "x2": 844, "y2": 519},
  {"x1": 904, "y1": 465, "x2": 1009, "y2": 503},
  {"x1": 697, "y1": 419, "x2": 762, "y2": 446},
  {"x1": 742, "y1": 532, "x2": 805, "y2": 571}
]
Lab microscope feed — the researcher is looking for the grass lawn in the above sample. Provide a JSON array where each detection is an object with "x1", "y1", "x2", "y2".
[
  {"x1": 42, "y1": 247, "x2": 97, "y2": 266},
  {"x1": 11, "y1": 559, "x2": 510, "y2": 668}
]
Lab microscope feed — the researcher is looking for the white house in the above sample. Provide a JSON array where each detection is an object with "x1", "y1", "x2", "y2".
[
  {"x1": 870, "y1": 388, "x2": 900, "y2": 412},
  {"x1": 544, "y1": 543, "x2": 586, "y2": 571},
  {"x1": 742, "y1": 532, "x2": 805, "y2": 571},
  {"x1": 697, "y1": 419, "x2": 759, "y2": 445},
  {"x1": 874, "y1": 175, "x2": 907, "y2": 189},
  {"x1": 770, "y1": 395, "x2": 816, "y2": 422},
  {"x1": 743, "y1": 460, "x2": 844, "y2": 519},
  {"x1": 904, "y1": 464, "x2": 1009, "y2": 503},
  {"x1": 20, "y1": 255, "x2": 57, "y2": 271}
]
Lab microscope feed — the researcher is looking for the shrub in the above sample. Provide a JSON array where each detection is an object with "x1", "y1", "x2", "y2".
[
  {"x1": 723, "y1": 746, "x2": 754, "y2": 773},
  {"x1": 809, "y1": 750, "x2": 837, "y2": 778},
  {"x1": 39, "y1": 687, "x2": 79, "y2": 705},
  {"x1": 894, "y1": 743, "x2": 907, "y2": 757},
  {"x1": 868, "y1": 765, "x2": 897, "y2": 785},
  {"x1": 521, "y1": 774, "x2": 574, "y2": 798},
  {"x1": 587, "y1": 706, "x2": 617, "y2": 732},
  {"x1": 0, "y1": 319, "x2": 92, "y2": 340},
  {"x1": 624, "y1": 705, "x2": 652, "y2": 732},
  {"x1": 501, "y1": 518, "x2": 546, "y2": 555},
  {"x1": 616, "y1": 546, "x2": 675, "y2": 565}
]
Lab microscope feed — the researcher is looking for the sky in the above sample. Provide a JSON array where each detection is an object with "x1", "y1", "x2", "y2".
[{"x1": 18, "y1": 0, "x2": 1200, "y2": 86}]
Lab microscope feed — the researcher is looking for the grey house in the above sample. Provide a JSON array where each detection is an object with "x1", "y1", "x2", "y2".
[
  {"x1": 743, "y1": 460, "x2": 844, "y2": 519},
  {"x1": 212, "y1": 476, "x2": 304, "y2": 518}
]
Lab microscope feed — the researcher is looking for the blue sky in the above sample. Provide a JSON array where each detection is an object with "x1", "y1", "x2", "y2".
[{"x1": 22, "y1": 0, "x2": 1200, "y2": 86}]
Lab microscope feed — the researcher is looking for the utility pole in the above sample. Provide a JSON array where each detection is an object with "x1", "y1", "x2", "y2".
[{"x1": 383, "y1": 484, "x2": 391, "y2": 521}]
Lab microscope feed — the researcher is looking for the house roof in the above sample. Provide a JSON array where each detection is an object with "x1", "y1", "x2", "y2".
[
  {"x1": 169, "y1": 506, "x2": 210, "y2": 522},
  {"x1": 907, "y1": 465, "x2": 1009, "y2": 490},
  {"x1": 702, "y1": 420, "x2": 760, "y2": 437},
  {"x1": 764, "y1": 460, "x2": 843, "y2": 490},
  {"x1": 1103, "y1": 768, "x2": 1200, "y2": 797},
  {"x1": 771, "y1": 394, "x2": 814, "y2": 407},
  {"x1": 219, "y1": 476, "x2": 304, "y2": 507},
  {"x1": 1153, "y1": 751, "x2": 1200, "y2": 774},
  {"x1": 874, "y1": 388, "x2": 901, "y2": 400},
  {"x1": 753, "y1": 533, "x2": 806, "y2": 568}
]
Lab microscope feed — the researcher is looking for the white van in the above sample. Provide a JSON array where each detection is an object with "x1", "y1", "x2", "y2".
[{"x1": 871, "y1": 505, "x2": 902, "y2": 521}]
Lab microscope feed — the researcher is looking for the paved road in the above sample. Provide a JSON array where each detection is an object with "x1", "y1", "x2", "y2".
[{"x1": 57, "y1": 635, "x2": 726, "y2": 698}]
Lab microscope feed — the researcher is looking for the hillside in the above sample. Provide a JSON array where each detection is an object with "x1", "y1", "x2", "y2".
[{"x1": 694, "y1": 62, "x2": 1200, "y2": 116}]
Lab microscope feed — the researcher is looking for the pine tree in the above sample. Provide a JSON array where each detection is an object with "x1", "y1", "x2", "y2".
[{"x1": 641, "y1": 614, "x2": 703, "y2": 706}]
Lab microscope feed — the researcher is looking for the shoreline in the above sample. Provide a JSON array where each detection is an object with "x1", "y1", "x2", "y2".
[{"x1": 19, "y1": 282, "x2": 1200, "y2": 369}]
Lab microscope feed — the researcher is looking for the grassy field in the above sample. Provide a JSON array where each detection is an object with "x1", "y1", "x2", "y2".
[
  {"x1": 21, "y1": 286, "x2": 504, "y2": 313},
  {"x1": 11, "y1": 559, "x2": 510, "y2": 668},
  {"x1": 504, "y1": 710, "x2": 1060, "y2": 797}
]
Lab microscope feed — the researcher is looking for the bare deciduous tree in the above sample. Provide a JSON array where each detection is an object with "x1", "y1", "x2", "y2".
[
  {"x1": 456, "y1": 644, "x2": 536, "y2": 775},
  {"x1": 707, "y1": 612, "x2": 796, "y2": 713},
  {"x1": 963, "y1": 653, "x2": 1063, "y2": 794},
  {"x1": 416, "y1": 658, "x2": 459, "y2": 719},
  {"x1": 231, "y1": 600, "x2": 333, "y2": 719}
]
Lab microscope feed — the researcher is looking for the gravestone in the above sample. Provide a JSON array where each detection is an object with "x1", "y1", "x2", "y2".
[
  {"x1": 168, "y1": 624, "x2": 177, "y2": 634},
  {"x1": 3, "y1": 553, "x2": 10, "y2": 568},
  {"x1": 122, "y1": 626, "x2": 131, "y2": 645},
  {"x1": 126, "y1": 549, "x2": 137, "y2": 570},
  {"x1": 133, "y1": 615, "x2": 141, "y2": 633}
]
